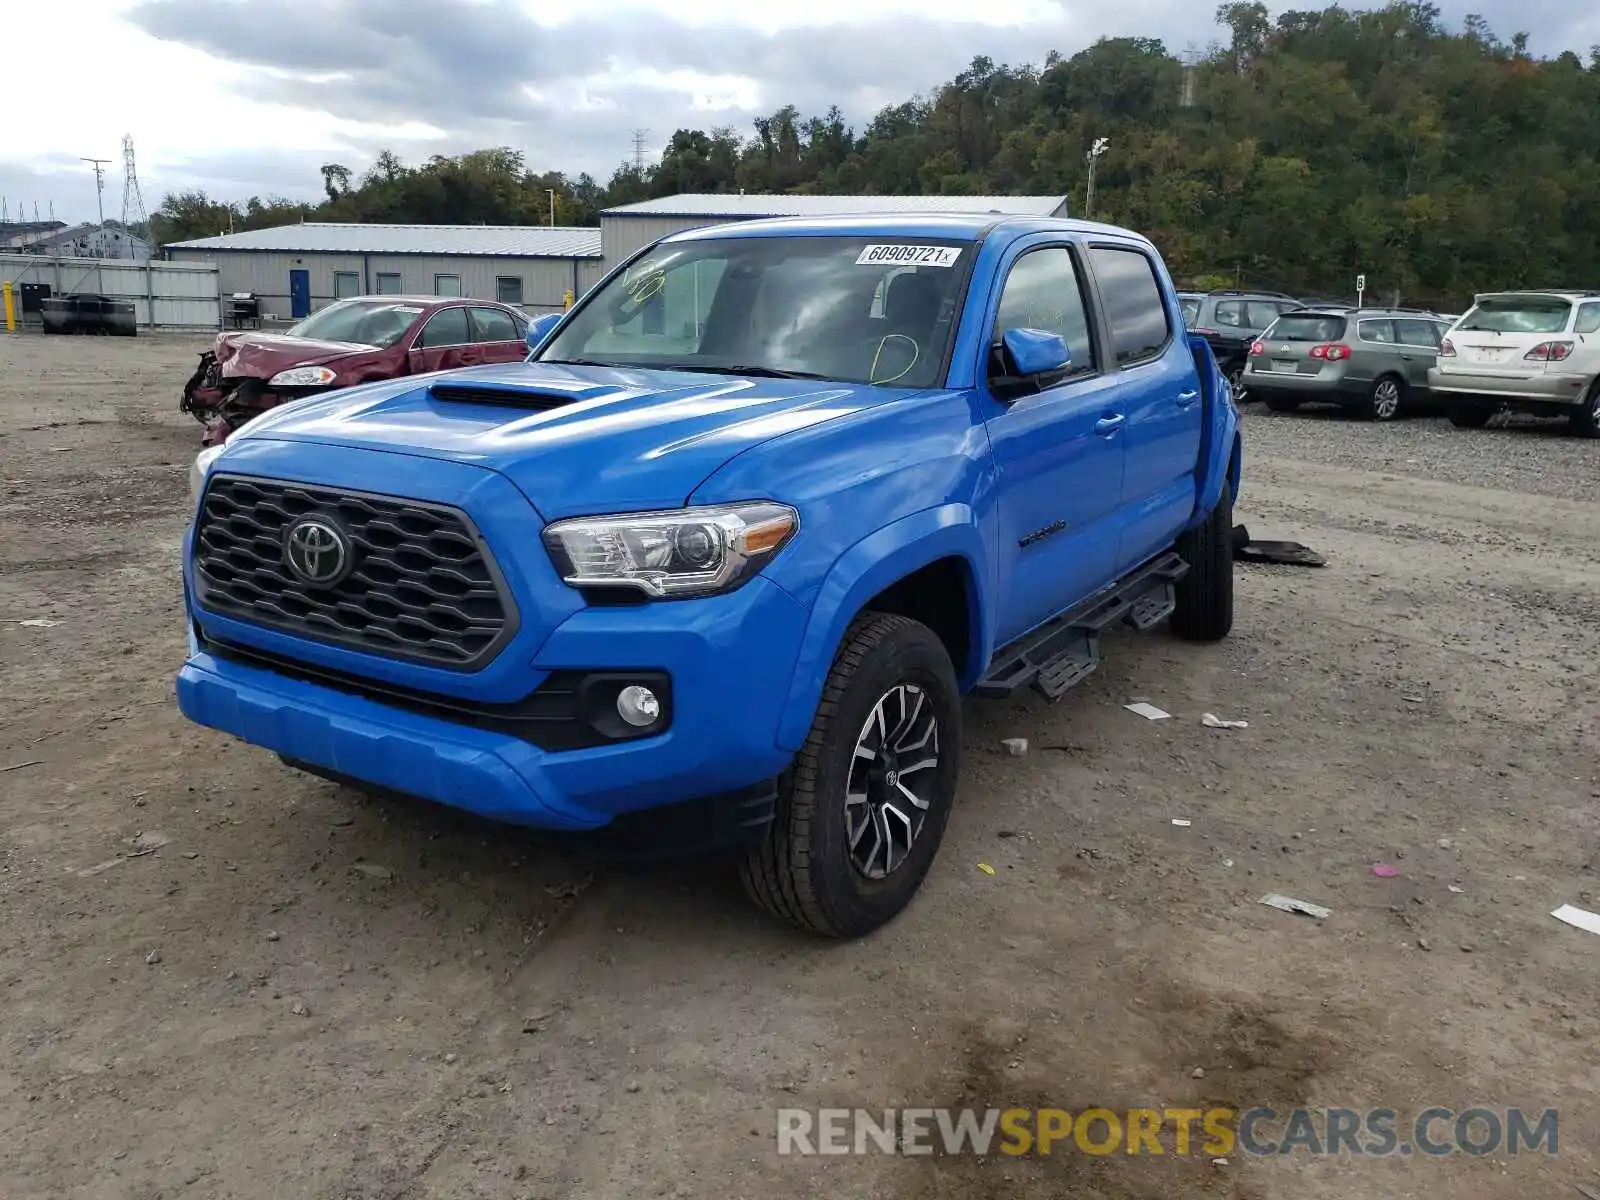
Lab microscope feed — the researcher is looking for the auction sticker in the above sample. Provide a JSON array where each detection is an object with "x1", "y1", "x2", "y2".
[{"x1": 855, "y1": 244, "x2": 962, "y2": 268}]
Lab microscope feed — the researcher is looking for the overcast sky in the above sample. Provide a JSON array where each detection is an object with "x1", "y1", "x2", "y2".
[{"x1": 2, "y1": 0, "x2": 1594, "y2": 226}]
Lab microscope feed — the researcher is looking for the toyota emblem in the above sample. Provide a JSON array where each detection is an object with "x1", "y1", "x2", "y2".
[{"x1": 283, "y1": 517, "x2": 351, "y2": 586}]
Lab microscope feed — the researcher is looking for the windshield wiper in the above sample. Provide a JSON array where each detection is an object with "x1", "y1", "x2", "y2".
[
  {"x1": 676, "y1": 363, "x2": 836, "y2": 381},
  {"x1": 538, "y1": 356, "x2": 620, "y2": 368}
]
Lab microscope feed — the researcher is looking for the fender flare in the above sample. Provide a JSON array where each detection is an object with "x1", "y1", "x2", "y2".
[
  {"x1": 774, "y1": 504, "x2": 990, "y2": 752},
  {"x1": 1188, "y1": 334, "x2": 1243, "y2": 525}
]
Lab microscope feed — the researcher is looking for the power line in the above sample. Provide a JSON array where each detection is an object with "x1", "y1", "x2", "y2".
[{"x1": 630, "y1": 128, "x2": 651, "y2": 170}]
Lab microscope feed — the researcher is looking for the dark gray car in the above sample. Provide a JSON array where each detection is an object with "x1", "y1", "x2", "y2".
[
  {"x1": 1178, "y1": 290, "x2": 1304, "y2": 400},
  {"x1": 1244, "y1": 307, "x2": 1454, "y2": 421}
]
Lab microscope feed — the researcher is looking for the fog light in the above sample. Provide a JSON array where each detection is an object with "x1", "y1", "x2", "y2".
[{"x1": 616, "y1": 684, "x2": 661, "y2": 728}]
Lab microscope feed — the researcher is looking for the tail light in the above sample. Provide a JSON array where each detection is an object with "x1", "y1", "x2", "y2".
[
  {"x1": 1439, "y1": 338, "x2": 1455, "y2": 356},
  {"x1": 1309, "y1": 344, "x2": 1351, "y2": 361},
  {"x1": 1248, "y1": 340, "x2": 1265, "y2": 356},
  {"x1": 1524, "y1": 341, "x2": 1575, "y2": 362}
]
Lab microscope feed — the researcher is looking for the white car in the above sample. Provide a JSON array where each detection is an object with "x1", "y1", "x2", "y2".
[{"x1": 1429, "y1": 291, "x2": 1600, "y2": 435}]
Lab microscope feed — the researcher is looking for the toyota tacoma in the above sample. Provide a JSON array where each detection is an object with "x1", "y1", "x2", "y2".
[{"x1": 177, "y1": 213, "x2": 1242, "y2": 938}]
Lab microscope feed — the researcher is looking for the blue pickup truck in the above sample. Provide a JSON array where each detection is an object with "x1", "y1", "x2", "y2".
[{"x1": 177, "y1": 213, "x2": 1241, "y2": 938}]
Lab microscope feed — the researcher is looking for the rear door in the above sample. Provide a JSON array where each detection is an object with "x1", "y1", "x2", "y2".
[
  {"x1": 1083, "y1": 242, "x2": 1201, "y2": 571},
  {"x1": 1351, "y1": 317, "x2": 1399, "y2": 387},
  {"x1": 468, "y1": 305, "x2": 528, "y2": 364},
  {"x1": 408, "y1": 305, "x2": 478, "y2": 373},
  {"x1": 1394, "y1": 318, "x2": 1443, "y2": 389},
  {"x1": 1443, "y1": 295, "x2": 1575, "y2": 379},
  {"x1": 980, "y1": 239, "x2": 1128, "y2": 642}
]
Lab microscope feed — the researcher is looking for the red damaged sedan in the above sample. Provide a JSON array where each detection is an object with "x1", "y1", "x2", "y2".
[{"x1": 180, "y1": 295, "x2": 531, "y2": 445}]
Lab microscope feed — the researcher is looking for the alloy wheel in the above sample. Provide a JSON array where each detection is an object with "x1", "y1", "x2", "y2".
[
  {"x1": 845, "y1": 684, "x2": 941, "y2": 880},
  {"x1": 1373, "y1": 379, "x2": 1401, "y2": 420},
  {"x1": 1229, "y1": 369, "x2": 1248, "y2": 403}
]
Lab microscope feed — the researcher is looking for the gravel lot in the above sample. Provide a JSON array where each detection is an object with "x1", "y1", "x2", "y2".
[{"x1": 2, "y1": 333, "x2": 1597, "y2": 1199}]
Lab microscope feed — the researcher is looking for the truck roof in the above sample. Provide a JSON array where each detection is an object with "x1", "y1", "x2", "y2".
[{"x1": 663, "y1": 212, "x2": 1152, "y2": 247}]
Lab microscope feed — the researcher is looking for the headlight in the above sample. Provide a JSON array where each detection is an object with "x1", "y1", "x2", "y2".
[
  {"x1": 542, "y1": 502, "x2": 798, "y2": 598},
  {"x1": 267, "y1": 365, "x2": 337, "y2": 388},
  {"x1": 189, "y1": 445, "x2": 225, "y2": 506}
]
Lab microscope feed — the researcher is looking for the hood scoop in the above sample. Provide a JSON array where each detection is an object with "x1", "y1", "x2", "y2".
[{"x1": 428, "y1": 381, "x2": 575, "y2": 411}]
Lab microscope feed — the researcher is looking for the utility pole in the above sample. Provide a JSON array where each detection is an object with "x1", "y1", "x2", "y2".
[
  {"x1": 1084, "y1": 137, "x2": 1109, "y2": 221},
  {"x1": 547, "y1": 188, "x2": 556, "y2": 227},
  {"x1": 81, "y1": 157, "x2": 111, "y2": 231}
]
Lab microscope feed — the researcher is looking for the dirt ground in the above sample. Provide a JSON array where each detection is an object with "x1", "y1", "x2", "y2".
[{"x1": 2, "y1": 332, "x2": 1597, "y2": 1200}]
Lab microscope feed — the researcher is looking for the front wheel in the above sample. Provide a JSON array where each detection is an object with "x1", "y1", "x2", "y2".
[
  {"x1": 1171, "y1": 481, "x2": 1234, "y2": 642},
  {"x1": 1367, "y1": 375, "x2": 1404, "y2": 421},
  {"x1": 740, "y1": 613, "x2": 961, "y2": 938}
]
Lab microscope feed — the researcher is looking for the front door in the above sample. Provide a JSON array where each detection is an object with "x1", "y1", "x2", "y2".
[
  {"x1": 289, "y1": 270, "x2": 310, "y2": 319},
  {"x1": 981, "y1": 242, "x2": 1129, "y2": 643},
  {"x1": 407, "y1": 306, "x2": 480, "y2": 373},
  {"x1": 1084, "y1": 243, "x2": 1204, "y2": 569}
]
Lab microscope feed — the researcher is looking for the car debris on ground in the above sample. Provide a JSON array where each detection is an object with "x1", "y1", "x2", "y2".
[{"x1": 1259, "y1": 894, "x2": 1333, "y2": 920}]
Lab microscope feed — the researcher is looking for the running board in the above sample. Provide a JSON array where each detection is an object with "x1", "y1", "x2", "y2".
[{"x1": 976, "y1": 551, "x2": 1189, "y2": 701}]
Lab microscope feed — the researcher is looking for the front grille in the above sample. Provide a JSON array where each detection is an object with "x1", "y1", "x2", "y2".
[{"x1": 193, "y1": 474, "x2": 517, "y2": 669}]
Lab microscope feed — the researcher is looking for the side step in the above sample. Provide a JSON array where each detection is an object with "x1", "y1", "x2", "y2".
[{"x1": 975, "y1": 551, "x2": 1189, "y2": 701}]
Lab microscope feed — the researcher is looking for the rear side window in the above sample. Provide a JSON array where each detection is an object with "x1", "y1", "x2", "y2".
[
  {"x1": 1576, "y1": 303, "x2": 1600, "y2": 335},
  {"x1": 1089, "y1": 247, "x2": 1170, "y2": 365},
  {"x1": 1457, "y1": 296, "x2": 1572, "y2": 334},
  {"x1": 470, "y1": 307, "x2": 519, "y2": 343},
  {"x1": 1179, "y1": 297, "x2": 1201, "y2": 324},
  {"x1": 1268, "y1": 314, "x2": 1347, "y2": 342},
  {"x1": 992, "y1": 247, "x2": 1097, "y2": 378},
  {"x1": 417, "y1": 306, "x2": 470, "y2": 348},
  {"x1": 1213, "y1": 299, "x2": 1244, "y2": 327},
  {"x1": 1395, "y1": 318, "x2": 1442, "y2": 347},
  {"x1": 1358, "y1": 319, "x2": 1396, "y2": 344}
]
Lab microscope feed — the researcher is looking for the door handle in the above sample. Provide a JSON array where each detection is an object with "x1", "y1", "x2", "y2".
[
  {"x1": 1095, "y1": 413, "x2": 1125, "y2": 437},
  {"x1": 1176, "y1": 389, "x2": 1199, "y2": 408}
]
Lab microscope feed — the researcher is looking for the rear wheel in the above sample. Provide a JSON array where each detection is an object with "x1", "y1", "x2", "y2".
[
  {"x1": 1367, "y1": 375, "x2": 1404, "y2": 422},
  {"x1": 740, "y1": 613, "x2": 961, "y2": 938},
  {"x1": 1447, "y1": 400, "x2": 1494, "y2": 429},
  {"x1": 1569, "y1": 384, "x2": 1600, "y2": 438},
  {"x1": 1228, "y1": 366, "x2": 1249, "y2": 403},
  {"x1": 1172, "y1": 481, "x2": 1234, "y2": 642}
]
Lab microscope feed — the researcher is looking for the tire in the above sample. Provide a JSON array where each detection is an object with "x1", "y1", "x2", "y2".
[
  {"x1": 1264, "y1": 394, "x2": 1302, "y2": 413},
  {"x1": 1171, "y1": 480, "x2": 1234, "y2": 643},
  {"x1": 1228, "y1": 366, "x2": 1249, "y2": 403},
  {"x1": 1447, "y1": 401, "x2": 1493, "y2": 429},
  {"x1": 1569, "y1": 383, "x2": 1600, "y2": 438},
  {"x1": 740, "y1": 612, "x2": 961, "y2": 939},
  {"x1": 1367, "y1": 375, "x2": 1404, "y2": 422}
]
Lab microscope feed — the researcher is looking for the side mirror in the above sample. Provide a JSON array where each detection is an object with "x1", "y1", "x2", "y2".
[
  {"x1": 1001, "y1": 327, "x2": 1071, "y2": 377},
  {"x1": 525, "y1": 312, "x2": 562, "y2": 354}
]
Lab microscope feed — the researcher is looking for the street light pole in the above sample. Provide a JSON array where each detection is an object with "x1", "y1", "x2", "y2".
[{"x1": 1084, "y1": 137, "x2": 1110, "y2": 220}]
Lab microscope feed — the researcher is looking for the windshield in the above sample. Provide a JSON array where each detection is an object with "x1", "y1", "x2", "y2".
[
  {"x1": 538, "y1": 235, "x2": 973, "y2": 388},
  {"x1": 1456, "y1": 296, "x2": 1572, "y2": 334},
  {"x1": 1265, "y1": 314, "x2": 1347, "y2": 341},
  {"x1": 286, "y1": 299, "x2": 423, "y2": 348}
]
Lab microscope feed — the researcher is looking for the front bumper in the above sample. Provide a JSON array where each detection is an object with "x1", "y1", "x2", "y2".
[
  {"x1": 178, "y1": 538, "x2": 811, "y2": 832},
  {"x1": 1427, "y1": 367, "x2": 1593, "y2": 405}
]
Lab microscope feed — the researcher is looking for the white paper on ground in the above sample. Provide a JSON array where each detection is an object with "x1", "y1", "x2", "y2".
[
  {"x1": 1125, "y1": 702, "x2": 1171, "y2": 721},
  {"x1": 1259, "y1": 893, "x2": 1332, "y2": 920},
  {"x1": 1202, "y1": 712, "x2": 1248, "y2": 729},
  {"x1": 1551, "y1": 904, "x2": 1600, "y2": 937}
]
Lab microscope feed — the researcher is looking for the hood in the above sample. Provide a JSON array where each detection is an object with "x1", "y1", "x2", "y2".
[
  {"x1": 234, "y1": 361, "x2": 902, "y2": 519},
  {"x1": 216, "y1": 332, "x2": 383, "y2": 379}
]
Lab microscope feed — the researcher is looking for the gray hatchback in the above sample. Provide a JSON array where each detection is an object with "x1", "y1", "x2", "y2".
[{"x1": 1244, "y1": 308, "x2": 1454, "y2": 421}]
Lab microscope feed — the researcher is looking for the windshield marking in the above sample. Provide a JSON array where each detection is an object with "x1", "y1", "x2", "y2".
[{"x1": 855, "y1": 244, "x2": 962, "y2": 268}]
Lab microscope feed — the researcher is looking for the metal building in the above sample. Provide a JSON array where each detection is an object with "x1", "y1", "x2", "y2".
[
  {"x1": 163, "y1": 223, "x2": 604, "y2": 321},
  {"x1": 599, "y1": 193, "x2": 1073, "y2": 264}
]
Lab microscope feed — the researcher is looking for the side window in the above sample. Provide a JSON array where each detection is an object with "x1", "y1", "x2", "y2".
[
  {"x1": 1179, "y1": 297, "x2": 1201, "y2": 324},
  {"x1": 470, "y1": 307, "x2": 519, "y2": 343},
  {"x1": 1395, "y1": 318, "x2": 1440, "y2": 347},
  {"x1": 1576, "y1": 303, "x2": 1600, "y2": 335},
  {"x1": 1246, "y1": 301, "x2": 1284, "y2": 329},
  {"x1": 991, "y1": 247, "x2": 1097, "y2": 383},
  {"x1": 1088, "y1": 246, "x2": 1172, "y2": 365},
  {"x1": 417, "y1": 306, "x2": 470, "y2": 348},
  {"x1": 1358, "y1": 319, "x2": 1396, "y2": 343},
  {"x1": 1213, "y1": 299, "x2": 1244, "y2": 327}
]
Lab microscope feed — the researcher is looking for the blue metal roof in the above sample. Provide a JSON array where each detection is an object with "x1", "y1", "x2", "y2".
[{"x1": 165, "y1": 222, "x2": 602, "y2": 258}]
